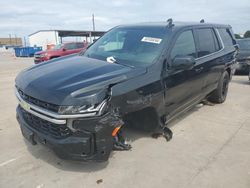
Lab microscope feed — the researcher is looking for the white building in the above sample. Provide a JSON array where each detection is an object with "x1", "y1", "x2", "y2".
[
  {"x1": 29, "y1": 30, "x2": 60, "y2": 50},
  {"x1": 29, "y1": 30, "x2": 105, "y2": 50}
]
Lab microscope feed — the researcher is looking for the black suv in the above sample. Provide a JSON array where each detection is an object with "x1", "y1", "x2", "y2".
[
  {"x1": 236, "y1": 39, "x2": 250, "y2": 75},
  {"x1": 15, "y1": 21, "x2": 237, "y2": 161}
]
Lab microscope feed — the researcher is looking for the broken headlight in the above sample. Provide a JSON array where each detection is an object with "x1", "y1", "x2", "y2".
[
  {"x1": 58, "y1": 105, "x2": 90, "y2": 114},
  {"x1": 58, "y1": 100, "x2": 108, "y2": 116}
]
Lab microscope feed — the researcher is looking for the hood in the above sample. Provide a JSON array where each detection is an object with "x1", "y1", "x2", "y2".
[{"x1": 16, "y1": 55, "x2": 146, "y2": 106}]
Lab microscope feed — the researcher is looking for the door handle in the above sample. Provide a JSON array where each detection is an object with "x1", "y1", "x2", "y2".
[{"x1": 195, "y1": 67, "x2": 204, "y2": 73}]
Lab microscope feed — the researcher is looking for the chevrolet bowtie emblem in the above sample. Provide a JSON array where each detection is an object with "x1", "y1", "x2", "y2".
[{"x1": 20, "y1": 100, "x2": 30, "y2": 111}]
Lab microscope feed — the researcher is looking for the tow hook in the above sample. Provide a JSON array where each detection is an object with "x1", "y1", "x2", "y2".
[{"x1": 151, "y1": 126, "x2": 173, "y2": 141}]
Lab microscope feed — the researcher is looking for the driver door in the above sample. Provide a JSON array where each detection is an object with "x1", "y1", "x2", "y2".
[{"x1": 163, "y1": 29, "x2": 205, "y2": 119}]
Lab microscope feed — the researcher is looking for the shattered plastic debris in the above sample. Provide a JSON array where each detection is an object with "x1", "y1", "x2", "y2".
[
  {"x1": 201, "y1": 100, "x2": 215, "y2": 106},
  {"x1": 96, "y1": 179, "x2": 103, "y2": 184},
  {"x1": 151, "y1": 126, "x2": 173, "y2": 141},
  {"x1": 113, "y1": 140, "x2": 132, "y2": 151},
  {"x1": 113, "y1": 128, "x2": 132, "y2": 151}
]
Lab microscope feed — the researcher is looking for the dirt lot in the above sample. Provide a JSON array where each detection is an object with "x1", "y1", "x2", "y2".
[{"x1": 0, "y1": 52, "x2": 250, "y2": 188}]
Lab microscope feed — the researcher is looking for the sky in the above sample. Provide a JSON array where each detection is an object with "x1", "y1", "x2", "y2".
[{"x1": 0, "y1": 0, "x2": 250, "y2": 38}]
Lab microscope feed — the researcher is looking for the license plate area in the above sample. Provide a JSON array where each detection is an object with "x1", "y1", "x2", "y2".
[{"x1": 20, "y1": 125, "x2": 37, "y2": 145}]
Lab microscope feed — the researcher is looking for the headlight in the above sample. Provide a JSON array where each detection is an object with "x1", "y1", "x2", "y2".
[
  {"x1": 40, "y1": 53, "x2": 47, "y2": 57},
  {"x1": 58, "y1": 100, "x2": 108, "y2": 115},
  {"x1": 58, "y1": 105, "x2": 89, "y2": 114}
]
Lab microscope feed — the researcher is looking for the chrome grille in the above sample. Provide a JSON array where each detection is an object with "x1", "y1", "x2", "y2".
[
  {"x1": 21, "y1": 107, "x2": 71, "y2": 139},
  {"x1": 17, "y1": 89, "x2": 59, "y2": 113}
]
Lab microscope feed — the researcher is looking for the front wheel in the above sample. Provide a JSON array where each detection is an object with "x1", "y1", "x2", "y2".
[{"x1": 208, "y1": 71, "x2": 230, "y2": 103}]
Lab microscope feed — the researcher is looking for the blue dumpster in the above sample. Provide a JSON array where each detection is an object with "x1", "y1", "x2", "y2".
[
  {"x1": 14, "y1": 48, "x2": 21, "y2": 57},
  {"x1": 14, "y1": 47, "x2": 42, "y2": 57}
]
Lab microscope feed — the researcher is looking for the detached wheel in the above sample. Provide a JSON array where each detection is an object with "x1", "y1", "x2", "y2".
[{"x1": 208, "y1": 71, "x2": 230, "y2": 103}]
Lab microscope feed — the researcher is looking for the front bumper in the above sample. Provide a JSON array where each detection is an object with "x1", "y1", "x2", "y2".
[
  {"x1": 34, "y1": 56, "x2": 50, "y2": 64},
  {"x1": 16, "y1": 105, "x2": 118, "y2": 161}
]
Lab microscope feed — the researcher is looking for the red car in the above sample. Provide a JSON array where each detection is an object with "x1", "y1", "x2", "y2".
[{"x1": 34, "y1": 42, "x2": 88, "y2": 64}]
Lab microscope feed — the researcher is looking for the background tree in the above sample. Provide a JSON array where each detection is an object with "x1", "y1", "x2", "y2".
[
  {"x1": 234, "y1": 34, "x2": 242, "y2": 39},
  {"x1": 244, "y1": 30, "x2": 250, "y2": 38}
]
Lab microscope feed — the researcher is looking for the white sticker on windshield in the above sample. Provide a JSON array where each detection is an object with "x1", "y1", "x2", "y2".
[
  {"x1": 106, "y1": 56, "x2": 116, "y2": 63},
  {"x1": 141, "y1": 37, "x2": 162, "y2": 44}
]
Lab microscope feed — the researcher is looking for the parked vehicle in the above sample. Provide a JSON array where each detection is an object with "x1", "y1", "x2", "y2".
[
  {"x1": 248, "y1": 61, "x2": 250, "y2": 81},
  {"x1": 14, "y1": 47, "x2": 42, "y2": 57},
  {"x1": 235, "y1": 39, "x2": 250, "y2": 75},
  {"x1": 15, "y1": 21, "x2": 237, "y2": 161},
  {"x1": 34, "y1": 42, "x2": 88, "y2": 63}
]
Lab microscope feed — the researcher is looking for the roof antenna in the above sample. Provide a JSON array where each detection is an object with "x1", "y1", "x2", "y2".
[
  {"x1": 200, "y1": 19, "x2": 205, "y2": 23},
  {"x1": 167, "y1": 18, "x2": 174, "y2": 27}
]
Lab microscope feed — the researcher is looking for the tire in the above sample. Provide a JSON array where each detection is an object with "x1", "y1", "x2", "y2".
[{"x1": 208, "y1": 71, "x2": 230, "y2": 103}]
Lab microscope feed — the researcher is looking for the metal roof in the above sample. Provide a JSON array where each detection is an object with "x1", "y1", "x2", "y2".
[{"x1": 29, "y1": 30, "x2": 106, "y2": 37}]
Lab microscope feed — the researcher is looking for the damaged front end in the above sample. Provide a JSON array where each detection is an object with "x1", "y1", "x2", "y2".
[{"x1": 15, "y1": 78, "x2": 131, "y2": 161}]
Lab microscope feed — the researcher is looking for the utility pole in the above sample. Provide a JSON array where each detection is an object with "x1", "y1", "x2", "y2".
[
  {"x1": 92, "y1": 14, "x2": 96, "y2": 42},
  {"x1": 23, "y1": 36, "x2": 26, "y2": 47},
  {"x1": 92, "y1": 14, "x2": 95, "y2": 31},
  {"x1": 15, "y1": 34, "x2": 17, "y2": 46},
  {"x1": 9, "y1": 34, "x2": 12, "y2": 45}
]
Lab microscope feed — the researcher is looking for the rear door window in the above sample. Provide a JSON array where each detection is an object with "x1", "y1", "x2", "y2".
[
  {"x1": 196, "y1": 28, "x2": 220, "y2": 57},
  {"x1": 170, "y1": 30, "x2": 196, "y2": 60}
]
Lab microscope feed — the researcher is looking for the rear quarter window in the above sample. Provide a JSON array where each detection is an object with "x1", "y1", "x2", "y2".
[{"x1": 218, "y1": 28, "x2": 235, "y2": 47}]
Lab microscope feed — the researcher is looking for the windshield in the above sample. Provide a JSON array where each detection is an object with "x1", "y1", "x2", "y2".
[
  {"x1": 238, "y1": 40, "x2": 250, "y2": 50},
  {"x1": 53, "y1": 44, "x2": 63, "y2": 50},
  {"x1": 83, "y1": 26, "x2": 168, "y2": 67}
]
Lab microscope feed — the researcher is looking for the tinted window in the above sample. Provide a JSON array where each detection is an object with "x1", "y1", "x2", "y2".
[
  {"x1": 213, "y1": 30, "x2": 221, "y2": 51},
  {"x1": 237, "y1": 40, "x2": 250, "y2": 50},
  {"x1": 53, "y1": 44, "x2": 62, "y2": 50},
  {"x1": 218, "y1": 28, "x2": 235, "y2": 47},
  {"x1": 76, "y1": 43, "x2": 84, "y2": 48},
  {"x1": 171, "y1": 30, "x2": 196, "y2": 59},
  {"x1": 64, "y1": 43, "x2": 76, "y2": 50},
  {"x1": 196, "y1": 28, "x2": 219, "y2": 57}
]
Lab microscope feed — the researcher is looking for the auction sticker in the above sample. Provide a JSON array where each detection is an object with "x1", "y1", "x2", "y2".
[{"x1": 141, "y1": 37, "x2": 162, "y2": 44}]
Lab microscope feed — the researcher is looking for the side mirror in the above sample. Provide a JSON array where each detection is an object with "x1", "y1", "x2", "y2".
[{"x1": 172, "y1": 56, "x2": 195, "y2": 70}]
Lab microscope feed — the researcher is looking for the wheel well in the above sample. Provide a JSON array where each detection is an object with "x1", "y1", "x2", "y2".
[
  {"x1": 123, "y1": 107, "x2": 160, "y2": 132},
  {"x1": 226, "y1": 67, "x2": 231, "y2": 77},
  {"x1": 50, "y1": 56, "x2": 59, "y2": 59}
]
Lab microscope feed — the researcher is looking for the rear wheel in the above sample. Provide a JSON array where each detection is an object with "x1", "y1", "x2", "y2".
[{"x1": 208, "y1": 71, "x2": 230, "y2": 103}]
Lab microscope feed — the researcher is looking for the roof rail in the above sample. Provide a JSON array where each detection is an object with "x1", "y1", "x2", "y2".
[
  {"x1": 167, "y1": 18, "x2": 174, "y2": 27},
  {"x1": 200, "y1": 19, "x2": 205, "y2": 23}
]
